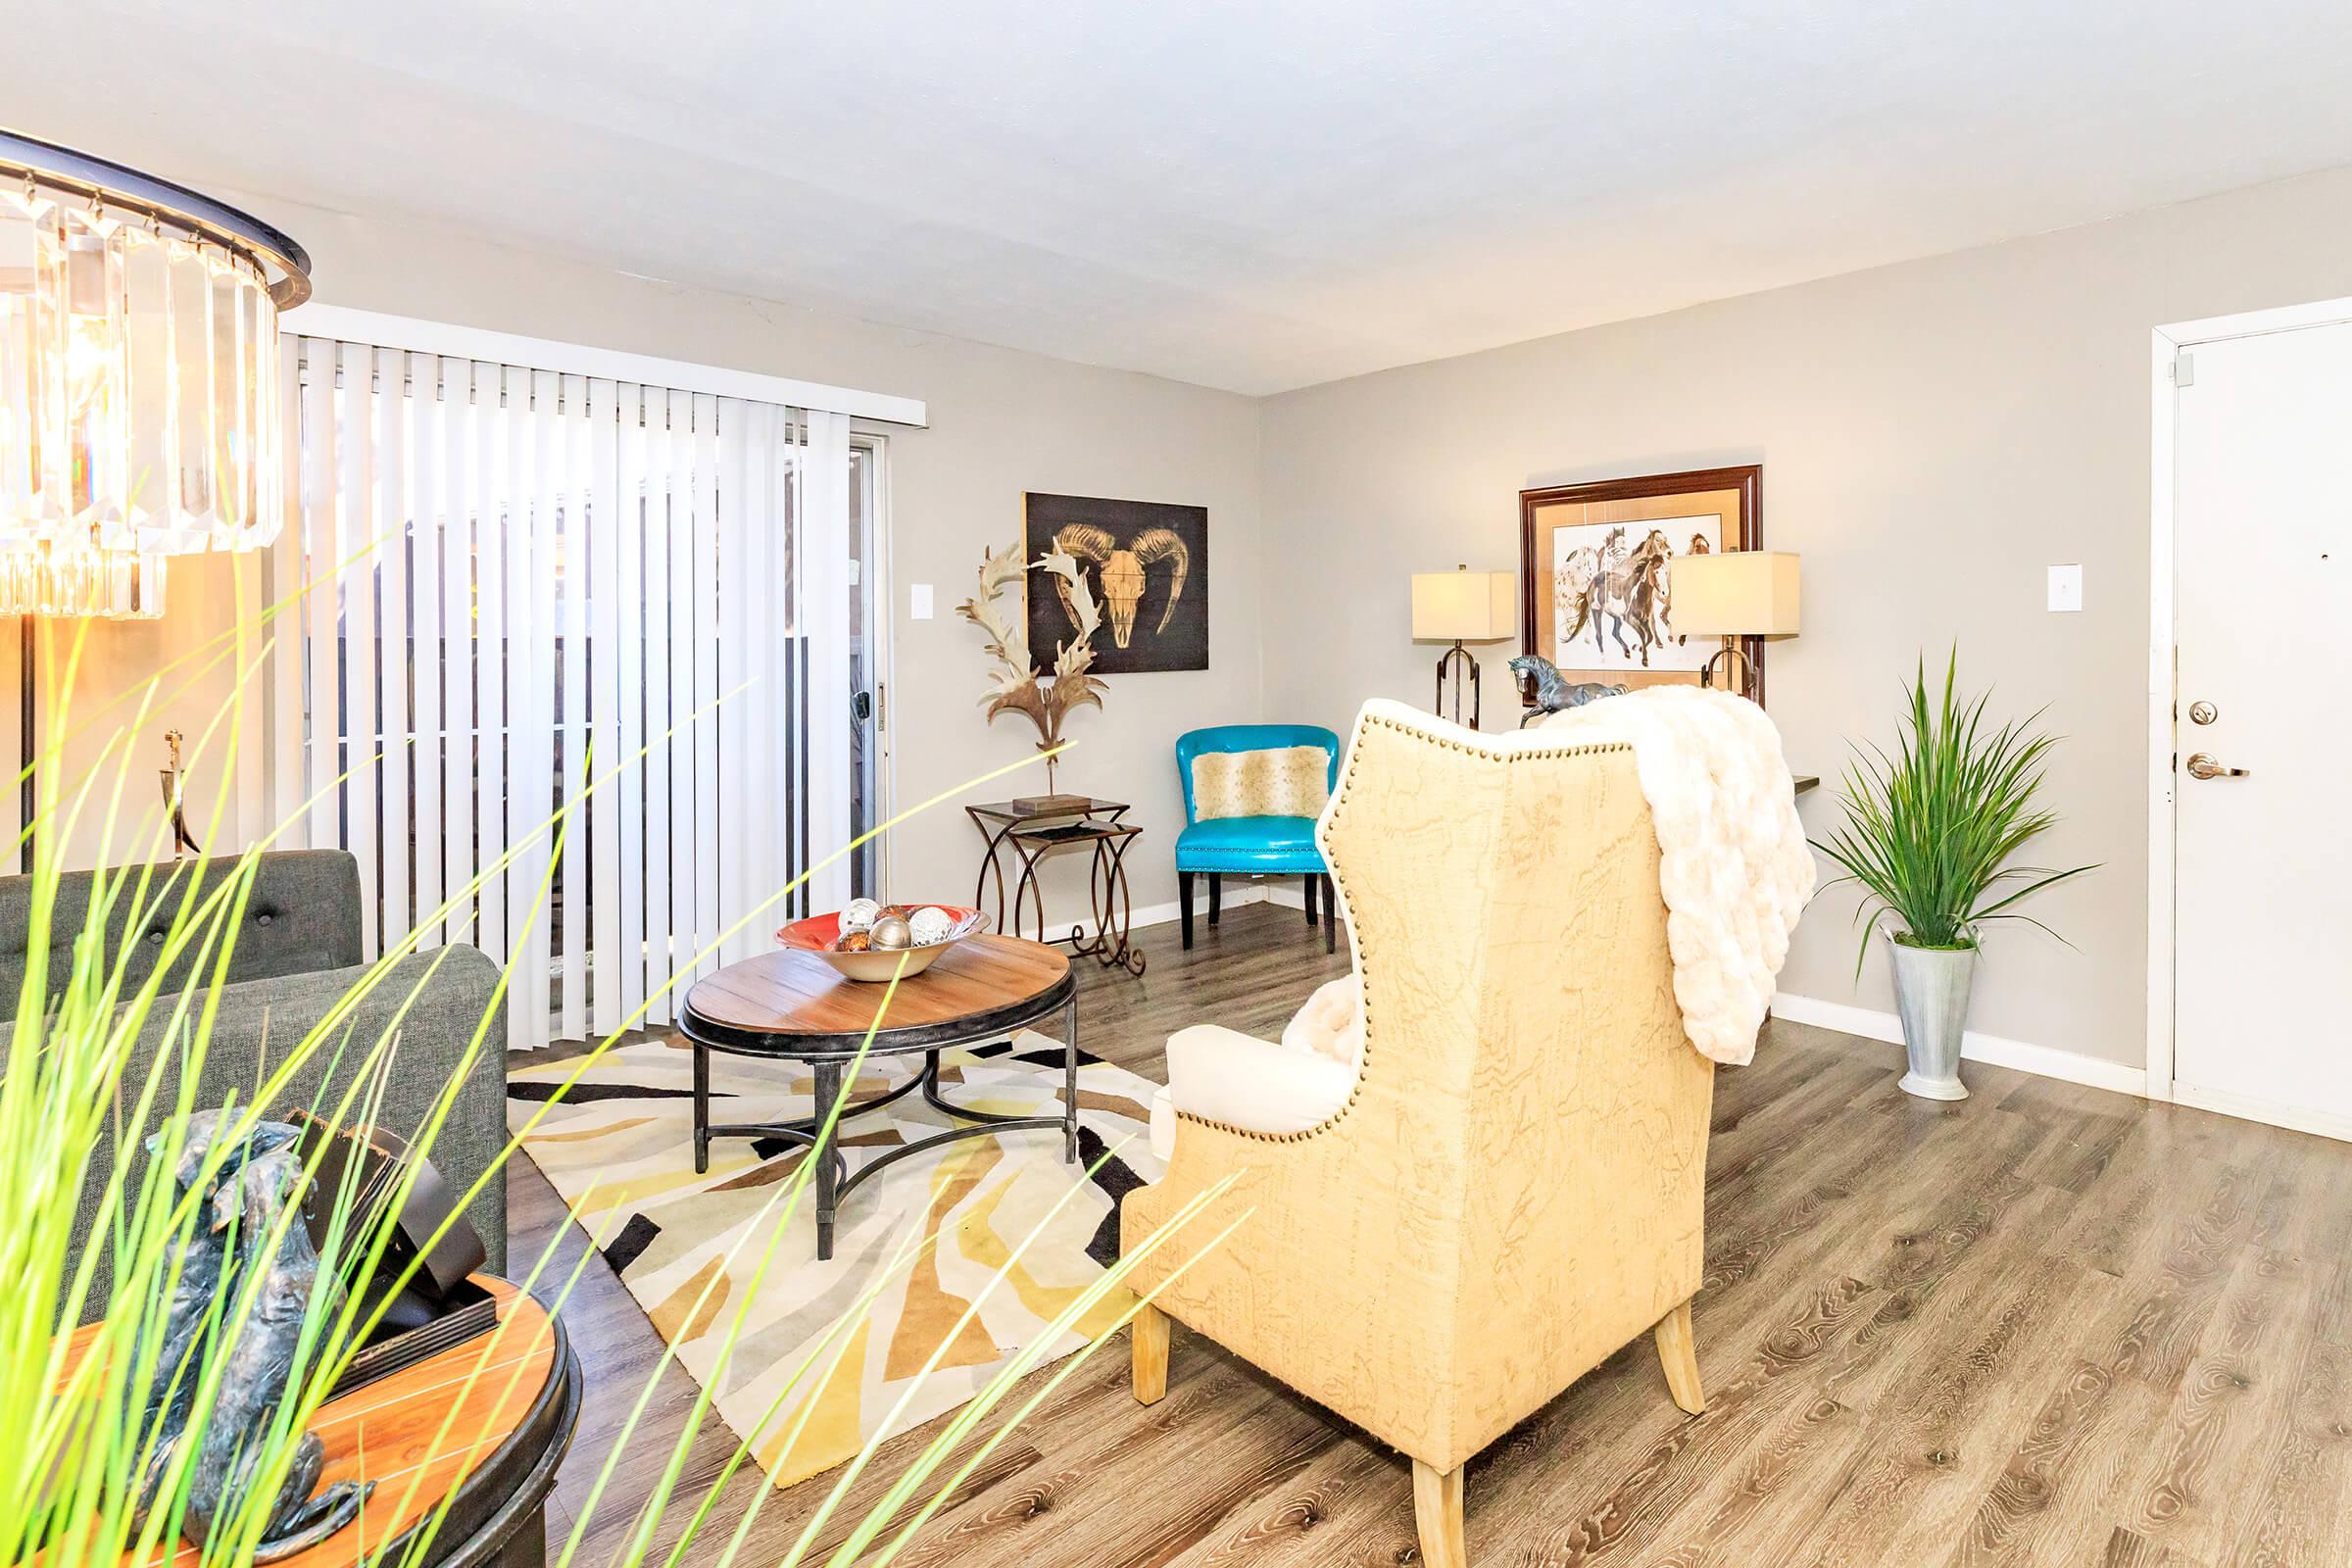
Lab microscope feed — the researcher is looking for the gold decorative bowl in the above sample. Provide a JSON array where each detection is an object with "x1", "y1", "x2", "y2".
[{"x1": 778, "y1": 906, "x2": 989, "y2": 983}]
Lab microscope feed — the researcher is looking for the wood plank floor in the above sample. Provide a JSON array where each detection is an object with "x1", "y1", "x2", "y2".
[{"x1": 510, "y1": 903, "x2": 2352, "y2": 1566}]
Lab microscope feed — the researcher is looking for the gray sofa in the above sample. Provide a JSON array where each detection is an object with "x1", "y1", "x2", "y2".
[{"x1": 0, "y1": 850, "x2": 508, "y2": 1315}]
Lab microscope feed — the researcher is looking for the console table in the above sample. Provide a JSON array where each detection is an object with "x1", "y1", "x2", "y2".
[{"x1": 966, "y1": 797, "x2": 1147, "y2": 977}]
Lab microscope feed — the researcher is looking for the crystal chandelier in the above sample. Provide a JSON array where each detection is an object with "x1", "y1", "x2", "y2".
[{"x1": 0, "y1": 130, "x2": 311, "y2": 619}]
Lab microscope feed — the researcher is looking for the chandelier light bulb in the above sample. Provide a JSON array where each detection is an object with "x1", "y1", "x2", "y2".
[{"x1": 0, "y1": 132, "x2": 309, "y2": 620}]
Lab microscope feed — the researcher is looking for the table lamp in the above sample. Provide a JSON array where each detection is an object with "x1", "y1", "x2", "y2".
[
  {"x1": 1669, "y1": 551, "x2": 1800, "y2": 699},
  {"x1": 1410, "y1": 564, "x2": 1516, "y2": 727}
]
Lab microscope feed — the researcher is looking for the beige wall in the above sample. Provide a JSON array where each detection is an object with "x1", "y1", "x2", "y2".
[
  {"x1": 35, "y1": 161, "x2": 2352, "y2": 1067},
  {"x1": 42, "y1": 193, "x2": 1264, "y2": 927},
  {"x1": 1258, "y1": 164, "x2": 2352, "y2": 1070},
  {"x1": 5, "y1": 552, "x2": 263, "y2": 872}
]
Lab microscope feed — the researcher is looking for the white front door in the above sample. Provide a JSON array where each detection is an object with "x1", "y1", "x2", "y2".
[{"x1": 2171, "y1": 319, "x2": 2352, "y2": 1133}]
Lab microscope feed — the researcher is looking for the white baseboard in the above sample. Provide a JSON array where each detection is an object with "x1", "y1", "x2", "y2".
[
  {"x1": 1770, "y1": 993, "x2": 2148, "y2": 1099},
  {"x1": 2169, "y1": 1084, "x2": 2352, "y2": 1145}
]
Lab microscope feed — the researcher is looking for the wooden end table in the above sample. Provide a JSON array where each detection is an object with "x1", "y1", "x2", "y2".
[
  {"x1": 966, "y1": 797, "x2": 1148, "y2": 977},
  {"x1": 74, "y1": 1276, "x2": 578, "y2": 1568},
  {"x1": 677, "y1": 934, "x2": 1079, "y2": 1260}
]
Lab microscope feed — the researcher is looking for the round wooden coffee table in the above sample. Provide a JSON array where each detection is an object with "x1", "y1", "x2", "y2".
[{"x1": 677, "y1": 934, "x2": 1078, "y2": 1259}]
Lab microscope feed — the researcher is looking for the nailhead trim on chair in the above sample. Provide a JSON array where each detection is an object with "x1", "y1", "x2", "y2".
[{"x1": 1170, "y1": 711, "x2": 1639, "y2": 1147}]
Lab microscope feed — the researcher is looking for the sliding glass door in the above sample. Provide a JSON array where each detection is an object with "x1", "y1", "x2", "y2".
[{"x1": 266, "y1": 337, "x2": 872, "y2": 1049}]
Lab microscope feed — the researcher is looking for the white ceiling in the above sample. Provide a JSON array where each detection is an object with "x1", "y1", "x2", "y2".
[{"x1": 10, "y1": 0, "x2": 2352, "y2": 394}]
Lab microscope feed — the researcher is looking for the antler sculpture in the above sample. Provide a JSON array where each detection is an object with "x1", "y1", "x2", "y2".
[
  {"x1": 956, "y1": 540, "x2": 1108, "y2": 778},
  {"x1": 1051, "y1": 524, "x2": 1188, "y2": 649}
]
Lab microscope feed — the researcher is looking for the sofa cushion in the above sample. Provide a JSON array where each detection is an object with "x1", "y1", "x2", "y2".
[
  {"x1": 1189, "y1": 746, "x2": 1330, "y2": 822},
  {"x1": 1174, "y1": 814, "x2": 1325, "y2": 872}
]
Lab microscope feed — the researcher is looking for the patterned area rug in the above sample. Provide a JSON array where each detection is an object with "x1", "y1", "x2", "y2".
[{"x1": 508, "y1": 1031, "x2": 1165, "y2": 1487}]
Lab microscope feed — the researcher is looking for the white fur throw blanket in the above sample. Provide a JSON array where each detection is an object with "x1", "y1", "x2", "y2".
[{"x1": 1536, "y1": 686, "x2": 1814, "y2": 1065}]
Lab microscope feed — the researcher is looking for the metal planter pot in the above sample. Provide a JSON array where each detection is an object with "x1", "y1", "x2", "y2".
[{"x1": 1887, "y1": 937, "x2": 1976, "y2": 1100}]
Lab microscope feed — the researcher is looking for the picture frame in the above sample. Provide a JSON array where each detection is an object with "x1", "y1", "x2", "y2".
[
  {"x1": 1022, "y1": 492, "x2": 1208, "y2": 674},
  {"x1": 1517, "y1": 464, "x2": 1765, "y2": 707}
]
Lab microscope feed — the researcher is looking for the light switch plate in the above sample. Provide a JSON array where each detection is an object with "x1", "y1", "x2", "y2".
[
  {"x1": 909, "y1": 583, "x2": 934, "y2": 620},
  {"x1": 2047, "y1": 564, "x2": 2082, "y2": 612}
]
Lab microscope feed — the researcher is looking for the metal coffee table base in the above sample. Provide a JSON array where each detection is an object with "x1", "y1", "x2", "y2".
[{"x1": 686, "y1": 993, "x2": 1080, "y2": 1261}]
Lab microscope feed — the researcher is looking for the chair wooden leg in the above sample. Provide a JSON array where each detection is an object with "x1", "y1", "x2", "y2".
[
  {"x1": 1411, "y1": 1459, "x2": 1467, "y2": 1568},
  {"x1": 1654, "y1": 1298, "x2": 1704, "y2": 1414},
  {"x1": 1322, "y1": 874, "x2": 1337, "y2": 954},
  {"x1": 1179, "y1": 872, "x2": 1195, "y2": 950},
  {"x1": 1131, "y1": 1302, "x2": 1170, "y2": 1405},
  {"x1": 1207, "y1": 871, "x2": 1222, "y2": 927},
  {"x1": 1303, "y1": 872, "x2": 1318, "y2": 925}
]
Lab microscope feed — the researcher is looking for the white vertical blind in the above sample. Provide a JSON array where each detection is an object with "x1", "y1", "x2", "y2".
[
  {"x1": 802, "y1": 410, "x2": 854, "y2": 916},
  {"x1": 336, "y1": 342, "x2": 380, "y2": 956},
  {"x1": 479, "y1": 367, "x2": 513, "y2": 968},
  {"x1": 689, "y1": 394, "x2": 721, "y2": 985},
  {"x1": 444, "y1": 361, "x2": 479, "y2": 950},
  {"x1": 410, "y1": 356, "x2": 446, "y2": 947},
  {"x1": 556, "y1": 371, "x2": 589, "y2": 1044},
  {"x1": 373, "y1": 347, "x2": 410, "y2": 945},
  {"x1": 613, "y1": 386, "x2": 648, "y2": 1028},
  {"x1": 520, "y1": 367, "x2": 562, "y2": 1038},
  {"x1": 272, "y1": 335, "x2": 852, "y2": 1049}
]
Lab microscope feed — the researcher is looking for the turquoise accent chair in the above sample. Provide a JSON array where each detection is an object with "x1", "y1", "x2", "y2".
[{"x1": 1174, "y1": 724, "x2": 1341, "y2": 953}]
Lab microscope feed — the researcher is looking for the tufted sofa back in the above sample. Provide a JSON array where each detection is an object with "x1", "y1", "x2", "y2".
[{"x1": 0, "y1": 849, "x2": 366, "y2": 1002}]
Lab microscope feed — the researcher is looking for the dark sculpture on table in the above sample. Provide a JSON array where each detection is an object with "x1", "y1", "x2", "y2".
[
  {"x1": 130, "y1": 1111, "x2": 373, "y2": 1561},
  {"x1": 1509, "y1": 655, "x2": 1629, "y2": 727},
  {"x1": 130, "y1": 1112, "x2": 288, "y2": 1527}
]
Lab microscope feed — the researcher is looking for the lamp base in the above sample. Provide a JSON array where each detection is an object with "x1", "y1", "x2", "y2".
[
  {"x1": 1699, "y1": 643, "x2": 1760, "y2": 701},
  {"x1": 1435, "y1": 643, "x2": 1481, "y2": 728}
]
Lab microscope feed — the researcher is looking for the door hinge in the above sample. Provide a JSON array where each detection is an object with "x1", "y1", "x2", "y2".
[
  {"x1": 876, "y1": 681, "x2": 888, "y2": 732},
  {"x1": 2173, "y1": 351, "x2": 2195, "y2": 387}
]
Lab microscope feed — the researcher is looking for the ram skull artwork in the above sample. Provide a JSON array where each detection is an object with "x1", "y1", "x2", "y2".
[{"x1": 1048, "y1": 524, "x2": 1189, "y2": 649}]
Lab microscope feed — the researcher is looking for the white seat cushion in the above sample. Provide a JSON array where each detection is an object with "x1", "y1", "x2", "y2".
[{"x1": 1153, "y1": 975, "x2": 1365, "y2": 1157}]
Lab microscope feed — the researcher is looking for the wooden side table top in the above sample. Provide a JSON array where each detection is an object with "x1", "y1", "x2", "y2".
[
  {"x1": 679, "y1": 933, "x2": 1074, "y2": 1055},
  {"x1": 72, "y1": 1276, "x2": 576, "y2": 1568},
  {"x1": 965, "y1": 796, "x2": 1128, "y2": 822}
]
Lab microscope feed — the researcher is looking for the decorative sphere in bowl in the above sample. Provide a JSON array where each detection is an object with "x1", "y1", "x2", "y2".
[
  {"x1": 778, "y1": 904, "x2": 990, "y2": 982},
  {"x1": 840, "y1": 898, "x2": 882, "y2": 935}
]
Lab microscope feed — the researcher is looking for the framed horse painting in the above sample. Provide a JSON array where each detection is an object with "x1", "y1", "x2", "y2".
[{"x1": 1516, "y1": 465, "x2": 1765, "y2": 707}]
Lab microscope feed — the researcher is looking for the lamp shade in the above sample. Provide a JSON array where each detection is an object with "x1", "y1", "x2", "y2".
[
  {"x1": 1411, "y1": 568, "x2": 1516, "y2": 642},
  {"x1": 1671, "y1": 551, "x2": 1800, "y2": 637}
]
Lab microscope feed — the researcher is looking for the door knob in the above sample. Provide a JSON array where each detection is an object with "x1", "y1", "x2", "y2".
[{"x1": 2184, "y1": 752, "x2": 2249, "y2": 780}]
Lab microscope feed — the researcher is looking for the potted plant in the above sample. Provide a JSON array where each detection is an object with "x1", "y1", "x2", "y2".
[
  {"x1": 1812, "y1": 653, "x2": 2095, "y2": 1100},
  {"x1": 7, "y1": 605, "x2": 1212, "y2": 1568}
]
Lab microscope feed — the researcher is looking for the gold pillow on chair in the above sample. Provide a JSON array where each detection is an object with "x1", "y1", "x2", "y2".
[{"x1": 1190, "y1": 746, "x2": 1331, "y2": 821}]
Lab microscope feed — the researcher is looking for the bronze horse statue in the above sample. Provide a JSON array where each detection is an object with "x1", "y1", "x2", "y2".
[
  {"x1": 140, "y1": 1123, "x2": 372, "y2": 1561},
  {"x1": 1508, "y1": 656, "x2": 1627, "y2": 725},
  {"x1": 129, "y1": 1112, "x2": 298, "y2": 1531}
]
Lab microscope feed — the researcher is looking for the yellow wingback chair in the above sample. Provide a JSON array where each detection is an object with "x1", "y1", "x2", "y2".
[{"x1": 1119, "y1": 700, "x2": 1716, "y2": 1567}]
